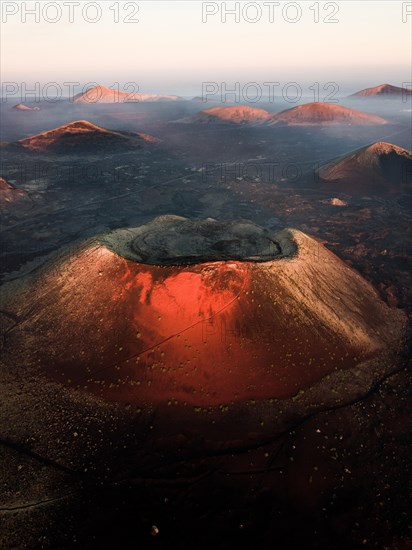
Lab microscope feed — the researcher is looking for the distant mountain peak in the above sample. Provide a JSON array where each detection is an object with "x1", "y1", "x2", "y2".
[
  {"x1": 13, "y1": 103, "x2": 40, "y2": 111},
  {"x1": 350, "y1": 84, "x2": 412, "y2": 97},
  {"x1": 73, "y1": 85, "x2": 183, "y2": 103}
]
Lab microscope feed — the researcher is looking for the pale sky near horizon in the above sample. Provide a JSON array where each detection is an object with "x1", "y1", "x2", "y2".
[{"x1": 1, "y1": 1, "x2": 411, "y2": 96}]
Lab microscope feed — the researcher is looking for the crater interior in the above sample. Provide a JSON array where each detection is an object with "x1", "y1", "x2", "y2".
[{"x1": 101, "y1": 216, "x2": 285, "y2": 265}]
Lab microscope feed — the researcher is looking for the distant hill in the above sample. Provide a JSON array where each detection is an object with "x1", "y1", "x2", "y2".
[
  {"x1": 9, "y1": 120, "x2": 160, "y2": 154},
  {"x1": 318, "y1": 142, "x2": 412, "y2": 195},
  {"x1": 73, "y1": 85, "x2": 183, "y2": 103},
  {"x1": 350, "y1": 84, "x2": 412, "y2": 98},
  {"x1": 267, "y1": 102, "x2": 387, "y2": 126},
  {"x1": 12, "y1": 103, "x2": 40, "y2": 111},
  {"x1": 177, "y1": 105, "x2": 271, "y2": 124}
]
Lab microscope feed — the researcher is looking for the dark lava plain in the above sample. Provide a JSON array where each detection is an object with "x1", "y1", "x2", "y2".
[{"x1": 0, "y1": 96, "x2": 411, "y2": 549}]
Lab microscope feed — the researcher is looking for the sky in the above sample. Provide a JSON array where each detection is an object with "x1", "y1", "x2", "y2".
[{"x1": 1, "y1": 1, "x2": 411, "y2": 97}]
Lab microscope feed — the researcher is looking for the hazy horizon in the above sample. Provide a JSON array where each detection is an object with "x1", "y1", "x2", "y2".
[{"x1": 1, "y1": 1, "x2": 411, "y2": 98}]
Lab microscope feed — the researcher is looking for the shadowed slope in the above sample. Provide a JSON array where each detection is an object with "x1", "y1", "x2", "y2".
[{"x1": 318, "y1": 142, "x2": 412, "y2": 194}]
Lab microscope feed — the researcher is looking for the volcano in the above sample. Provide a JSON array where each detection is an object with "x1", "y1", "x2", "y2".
[
  {"x1": 178, "y1": 106, "x2": 270, "y2": 124},
  {"x1": 318, "y1": 142, "x2": 412, "y2": 195},
  {"x1": 73, "y1": 85, "x2": 182, "y2": 103},
  {"x1": 12, "y1": 103, "x2": 40, "y2": 111},
  {"x1": 268, "y1": 102, "x2": 387, "y2": 126},
  {"x1": 350, "y1": 83, "x2": 412, "y2": 98},
  {"x1": 1, "y1": 216, "x2": 406, "y2": 412},
  {"x1": 10, "y1": 120, "x2": 159, "y2": 153}
]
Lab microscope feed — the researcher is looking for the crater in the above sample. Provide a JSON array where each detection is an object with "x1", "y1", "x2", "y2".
[{"x1": 101, "y1": 216, "x2": 286, "y2": 265}]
